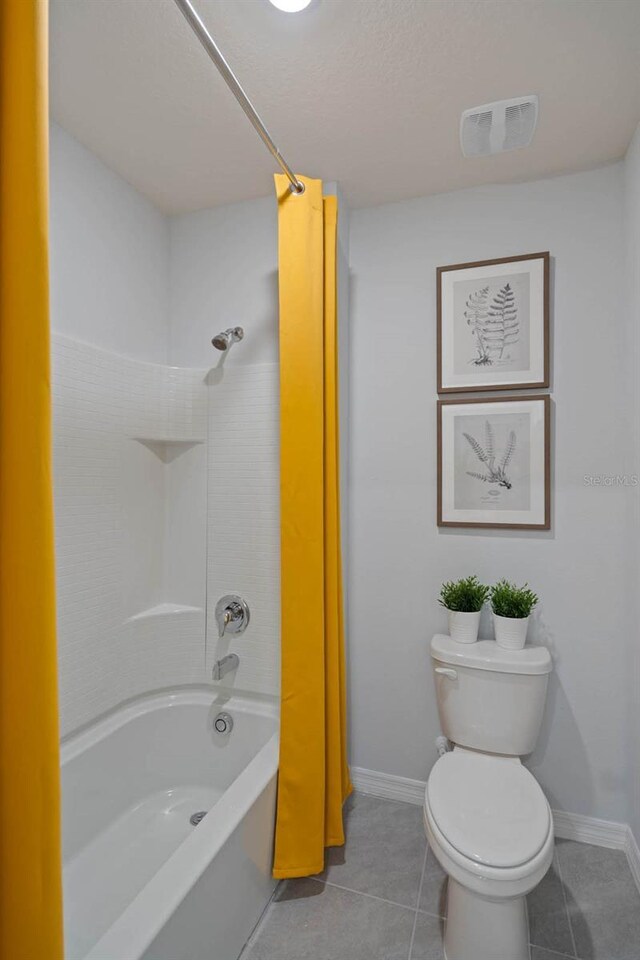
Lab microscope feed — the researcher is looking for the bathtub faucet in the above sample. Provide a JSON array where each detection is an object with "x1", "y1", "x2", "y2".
[{"x1": 212, "y1": 653, "x2": 239, "y2": 682}]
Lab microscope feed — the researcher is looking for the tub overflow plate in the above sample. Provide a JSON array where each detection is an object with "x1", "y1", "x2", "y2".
[
  {"x1": 214, "y1": 712, "x2": 233, "y2": 735},
  {"x1": 190, "y1": 810, "x2": 207, "y2": 827}
]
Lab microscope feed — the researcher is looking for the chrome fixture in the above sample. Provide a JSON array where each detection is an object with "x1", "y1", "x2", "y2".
[
  {"x1": 212, "y1": 653, "x2": 239, "y2": 681},
  {"x1": 190, "y1": 810, "x2": 207, "y2": 826},
  {"x1": 213, "y1": 712, "x2": 234, "y2": 735},
  {"x1": 212, "y1": 326, "x2": 244, "y2": 352},
  {"x1": 173, "y1": 0, "x2": 304, "y2": 195},
  {"x1": 215, "y1": 594, "x2": 250, "y2": 638}
]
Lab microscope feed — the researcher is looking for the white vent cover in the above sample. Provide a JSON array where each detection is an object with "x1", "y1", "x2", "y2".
[{"x1": 460, "y1": 96, "x2": 538, "y2": 158}]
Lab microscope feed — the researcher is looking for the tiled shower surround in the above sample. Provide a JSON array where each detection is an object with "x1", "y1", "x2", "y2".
[
  {"x1": 205, "y1": 362, "x2": 280, "y2": 696},
  {"x1": 52, "y1": 334, "x2": 280, "y2": 735}
]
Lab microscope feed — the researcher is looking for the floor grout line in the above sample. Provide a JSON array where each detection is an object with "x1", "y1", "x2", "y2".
[
  {"x1": 529, "y1": 946, "x2": 577, "y2": 960},
  {"x1": 408, "y1": 847, "x2": 429, "y2": 960},
  {"x1": 309, "y1": 874, "x2": 422, "y2": 914},
  {"x1": 553, "y1": 847, "x2": 580, "y2": 960},
  {"x1": 237, "y1": 880, "x2": 282, "y2": 959}
]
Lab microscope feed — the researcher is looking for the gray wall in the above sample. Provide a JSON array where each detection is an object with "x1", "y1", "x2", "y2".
[
  {"x1": 49, "y1": 123, "x2": 170, "y2": 363},
  {"x1": 168, "y1": 196, "x2": 279, "y2": 368},
  {"x1": 348, "y1": 163, "x2": 637, "y2": 827},
  {"x1": 624, "y1": 123, "x2": 640, "y2": 843}
]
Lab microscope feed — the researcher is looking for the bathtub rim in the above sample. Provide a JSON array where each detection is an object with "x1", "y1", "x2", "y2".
[
  {"x1": 62, "y1": 687, "x2": 279, "y2": 960},
  {"x1": 61, "y1": 685, "x2": 278, "y2": 763}
]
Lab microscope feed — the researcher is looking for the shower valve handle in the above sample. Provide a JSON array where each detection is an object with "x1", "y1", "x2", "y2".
[
  {"x1": 215, "y1": 595, "x2": 250, "y2": 639},
  {"x1": 220, "y1": 608, "x2": 232, "y2": 637}
]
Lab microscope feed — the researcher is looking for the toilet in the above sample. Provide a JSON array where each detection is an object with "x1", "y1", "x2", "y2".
[{"x1": 424, "y1": 634, "x2": 554, "y2": 960}]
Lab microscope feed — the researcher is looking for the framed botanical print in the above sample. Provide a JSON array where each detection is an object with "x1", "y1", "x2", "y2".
[
  {"x1": 438, "y1": 395, "x2": 551, "y2": 529},
  {"x1": 437, "y1": 252, "x2": 549, "y2": 393}
]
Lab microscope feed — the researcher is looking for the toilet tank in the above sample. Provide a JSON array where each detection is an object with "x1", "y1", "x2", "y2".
[{"x1": 431, "y1": 634, "x2": 552, "y2": 756}]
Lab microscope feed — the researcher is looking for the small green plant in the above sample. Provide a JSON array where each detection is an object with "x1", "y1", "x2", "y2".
[
  {"x1": 438, "y1": 575, "x2": 489, "y2": 613},
  {"x1": 491, "y1": 579, "x2": 538, "y2": 619}
]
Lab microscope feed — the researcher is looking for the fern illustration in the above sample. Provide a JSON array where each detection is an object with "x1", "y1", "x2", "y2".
[
  {"x1": 485, "y1": 420, "x2": 495, "y2": 460},
  {"x1": 463, "y1": 420, "x2": 516, "y2": 490},
  {"x1": 483, "y1": 283, "x2": 519, "y2": 361},
  {"x1": 464, "y1": 286, "x2": 491, "y2": 365},
  {"x1": 501, "y1": 430, "x2": 516, "y2": 470},
  {"x1": 467, "y1": 471, "x2": 492, "y2": 483},
  {"x1": 462, "y1": 431, "x2": 489, "y2": 463}
]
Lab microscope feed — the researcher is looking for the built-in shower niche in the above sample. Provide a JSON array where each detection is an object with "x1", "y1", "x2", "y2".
[{"x1": 132, "y1": 437, "x2": 203, "y2": 463}]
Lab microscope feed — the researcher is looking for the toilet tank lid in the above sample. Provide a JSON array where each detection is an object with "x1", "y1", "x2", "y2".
[{"x1": 431, "y1": 635, "x2": 552, "y2": 675}]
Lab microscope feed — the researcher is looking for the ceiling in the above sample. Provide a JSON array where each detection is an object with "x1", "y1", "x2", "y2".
[{"x1": 50, "y1": 0, "x2": 640, "y2": 214}]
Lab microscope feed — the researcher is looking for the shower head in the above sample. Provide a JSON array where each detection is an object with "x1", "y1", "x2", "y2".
[{"x1": 212, "y1": 327, "x2": 244, "y2": 351}]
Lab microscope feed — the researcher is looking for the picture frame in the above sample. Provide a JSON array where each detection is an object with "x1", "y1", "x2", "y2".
[
  {"x1": 437, "y1": 395, "x2": 551, "y2": 530},
  {"x1": 437, "y1": 252, "x2": 549, "y2": 393}
]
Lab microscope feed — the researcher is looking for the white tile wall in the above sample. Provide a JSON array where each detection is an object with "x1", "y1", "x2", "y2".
[
  {"x1": 52, "y1": 334, "x2": 208, "y2": 735},
  {"x1": 53, "y1": 335, "x2": 281, "y2": 734},
  {"x1": 206, "y1": 363, "x2": 281, "y2": 697},
  {"x1": 123, "y1": 359, "x2": 208, "y2": 442}
]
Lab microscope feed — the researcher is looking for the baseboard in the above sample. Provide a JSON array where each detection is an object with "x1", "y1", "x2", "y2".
[
  {"x1": 551, "y1": 809, "x2": 628, "y2": 848},
  {"x1": 626, "y1": 824, "x2": 640, "y2": 892},
  {"x1": 351, "y1": 765, "x2": 640, "y2": 893},
  {"x1": 351, "y1": 766, "x2": 425, "y2": 806}
]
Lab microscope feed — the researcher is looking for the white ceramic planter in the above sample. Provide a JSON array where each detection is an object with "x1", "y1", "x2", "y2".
[
  {"x1": 493, "y1": 613, "x2": 530, "y2": 649},
  {"x1": 447, "y1": 609, "x2": 481, "y2": 645}
]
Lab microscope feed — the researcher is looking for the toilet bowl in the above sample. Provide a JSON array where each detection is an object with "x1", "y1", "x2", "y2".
[
  {"x1": 424, "y1": 749, "x2": 554, "y2": 960},
  {"x1": 426, "y1": 635, "x2": 554, "y2": 960}
]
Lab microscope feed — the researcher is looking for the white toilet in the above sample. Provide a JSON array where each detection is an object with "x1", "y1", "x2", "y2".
[{"x1": 424, "y1": 634, "x2": 554, "y2": 960}]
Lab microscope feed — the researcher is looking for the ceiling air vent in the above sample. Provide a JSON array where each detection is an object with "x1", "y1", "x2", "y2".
[{"x1": 460, "y1": 96, "x2": 538, "y2": 158}]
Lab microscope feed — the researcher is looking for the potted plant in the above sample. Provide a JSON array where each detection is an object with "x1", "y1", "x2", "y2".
[
  {"x1": 490, "y1": 579, "x2": 539, "y2": 649},
  {"x1": 438, "y1": 575, "x2": 489, "y2": 644}
]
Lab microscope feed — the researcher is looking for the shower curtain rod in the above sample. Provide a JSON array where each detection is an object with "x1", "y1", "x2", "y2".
[{"x1": 173, "y1": 0, "x2": 305, "y2": 195}]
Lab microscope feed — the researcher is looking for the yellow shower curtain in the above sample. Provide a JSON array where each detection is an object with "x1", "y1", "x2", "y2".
[
  {"x1": 273, "y1": 175, "x2": 352, "y2": 879},
  {"x1": 0, "y1": 1, "x2": 64, "y2": 957}
]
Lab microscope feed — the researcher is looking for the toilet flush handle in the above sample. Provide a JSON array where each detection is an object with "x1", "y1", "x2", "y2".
[{"x1": 435, "y1": 667, "x2": 458, "y2": 681}]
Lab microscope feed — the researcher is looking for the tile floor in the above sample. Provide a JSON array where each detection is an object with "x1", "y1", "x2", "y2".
[{"x1": 241, "y1": 793, "x2": 640, "y2": 960}]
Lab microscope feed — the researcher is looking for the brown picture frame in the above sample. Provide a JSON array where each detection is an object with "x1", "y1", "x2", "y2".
[
  {"x1": 437, "y1": 252, "x2": 550, "y2": 393},
  {"x1": 437, "y1": 394, "x2": 551, "y2": 530}
]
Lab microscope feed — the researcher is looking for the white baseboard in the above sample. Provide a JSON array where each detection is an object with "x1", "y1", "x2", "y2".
[
  {"x1": 351, "y1": 765, "x2": 425, "y2": 806},
  {"x1": 627, "y1": 824, "x2": 640, "y2": 892},
  {"x1": 351, "y1": 765, "x2": 640, "y2": 893},
  {"x1": 551, "y1": 809, "x2": 627, "y2": 848}
]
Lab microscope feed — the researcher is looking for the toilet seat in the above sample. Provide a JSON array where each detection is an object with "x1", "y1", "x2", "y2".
[{"x1": 427, "y1": 750, "x2": 550, "y2": 869}]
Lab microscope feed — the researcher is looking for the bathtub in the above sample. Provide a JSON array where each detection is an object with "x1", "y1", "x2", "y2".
[{"x1": 61, "y1": 688, "x2": 278, "y2": 960}]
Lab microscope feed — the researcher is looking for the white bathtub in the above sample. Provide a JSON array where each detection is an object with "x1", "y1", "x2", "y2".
[{"x1": 61, "y1": 689, "x2": 278, "y2": 960}]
